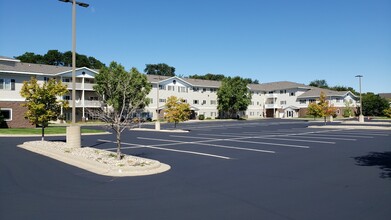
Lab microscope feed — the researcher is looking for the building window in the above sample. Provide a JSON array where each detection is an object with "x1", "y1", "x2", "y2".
[
  {"x1": 309, "y1": 99, "x2": 316, "y2": 103},
  {"x1": 193, "y1": 100, "x2": 199, "y2": 105},
  {"x1": 167, "y1": 86, "x2": 174, "y2": 91},
  {"x1": 336, "y1": 98, "x2": 341, "y2": 103},
  {"x1": 193, "y1": 87, "x2": 199, "y2": 92},
  {"x1": 159, "y1": 98, "x2": 166, "y2": 103},
  {"x1": 290, "y1": 92, "x2": 295, "y2": 96},
  {"x1": 159, "y1": 85, "x2": 165, "y2": 90},
  {"x1": 202, "y1": 100, "x2": 207, "y2": 105},
  {"x1": 178, "y1": 86, "x2": 187, "y2": 93},
  {"x1": 268, "y1": 91, "x2": 274, "y2": 94},
  {"x1": 63, "y1": 95, "x2": 71, "y2": 100},
  {"x1": 149, "y1": 98, "x2": 153, "y2": 104},
  {"x1": 210, "y1": 88, "x2": 217, "y2": 92},
  {"x1": 0, "y1": 79, "x2": 15, "y2": 90},
  {"x1": 62, "y1": 78, "x2": 71, "y2": 83},
  {"x1": 202, "y1": 88, "x2": 207, "y2": 92},
  {"x1": 299, "y1": 100, "x2": 306, "y2": 104},
  {"x1": 0, "y1": 108, "x2": 12, "y2": 121},
  {"x1": 280, "y1": 101, "x2": 286, "y2": 105},
  {"x1": 257, "y1": 101, "x2": 259, "y2": 105},
  {"x1": 210, "y1": 100, "x2": 217, "y2": 105}
]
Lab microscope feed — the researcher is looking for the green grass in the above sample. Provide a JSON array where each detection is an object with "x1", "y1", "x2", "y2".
[{"x1": 0, "y1": 127, "x2": 104, "y2": 135}]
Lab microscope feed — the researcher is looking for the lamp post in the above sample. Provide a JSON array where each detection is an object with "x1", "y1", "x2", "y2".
[
  {"x1": 59, "y1": 0, "x2": 89, "y2": 147},
  {"x1": 155, "y1": 77, "x2": 161, "y2": 130},
  {"x1": 355, "y1": 75, "x2": 364, "y2": 122}
]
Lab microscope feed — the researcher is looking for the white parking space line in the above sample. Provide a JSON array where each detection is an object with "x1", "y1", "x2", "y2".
[
  {"x1": 305, "y1": 133, "x2": 374, "y2": 138},
  {"x1": 138, "y1": 137, "x2": 276, "y2": 154},
  {"x1": 194, "y1": 133, "x2": 310, "y2": 149},
  {"x1": 224, "y1": 139, "x2": 310, "y2": 149},
  {"x1": 287, "y1": 135, "x2": 356, "y2": 141},
  {"x1": 98, "y1": 139, "x2": 231, "y2": 160},
  {"x1": 335, "y1": 131, "x2": 390, "y2": 136},
  {"x1": 254, "y1": 137, "x2": 336, "y2": 144}
]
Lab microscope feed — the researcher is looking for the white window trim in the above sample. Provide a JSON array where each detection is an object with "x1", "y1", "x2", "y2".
[{"x1": 0, "y1": 108, "x2": 12, "y2": 121}]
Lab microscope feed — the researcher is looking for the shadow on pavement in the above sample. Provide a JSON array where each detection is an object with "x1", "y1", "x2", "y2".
[{"x1": 354, "y1": 151, "x2": 391, "y2": 179}]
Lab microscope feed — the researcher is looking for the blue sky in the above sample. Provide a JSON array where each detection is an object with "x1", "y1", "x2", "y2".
[{"x1": 1, "y1": 0, "x2": 390, "y2": 93}]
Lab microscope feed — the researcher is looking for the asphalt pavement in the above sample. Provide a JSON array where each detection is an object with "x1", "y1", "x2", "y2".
[{"x1": 1, "y1": 119, "x2": 390, "y2": 220}]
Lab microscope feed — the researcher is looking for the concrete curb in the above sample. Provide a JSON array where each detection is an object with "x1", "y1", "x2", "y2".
[
  {"x1": 308, "y1": 125, "x2": 391, "y2": 130},
  {"x1": 18, "y1": 143, "x2": 171, "y2": 177}
]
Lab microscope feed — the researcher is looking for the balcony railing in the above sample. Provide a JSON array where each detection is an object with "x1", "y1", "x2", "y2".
[
  {"x1": 64, "y1": 83, "x2": 95, "y2": 90},
  {"x1": 265, "y1": 93, "x2": 278, "y2": 99},
  {"x1": 265, "y1": 104, "x2": 279, "y2": 109},
  {"x1": 67, "y1": 100, "x2": 102, "y2": 108}
]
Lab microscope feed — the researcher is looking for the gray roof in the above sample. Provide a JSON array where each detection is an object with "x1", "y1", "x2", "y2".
[
  {"x1": 146, "y1": 75, "x2": 221, "y2": 87},
  {"x1": 0, "y1": 56, "x2": 20, "y2": 62},
  {"x1": 379, "y1": 93, "x2": 391, "y2": 100},
  {"x1": 298, "y1": 87, "x2": 354, "y2": 98},
  {"x1": 249, "y1": 81, "x2": 310, "y2": 91},
  {"x1": 0, "y1": 60, "x2": 72, "y2": 75}
]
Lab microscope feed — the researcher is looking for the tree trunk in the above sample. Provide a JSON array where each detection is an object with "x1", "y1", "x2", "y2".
[
  {"x1": 174, "y1": 121, "x2": 177, "y2": 128},
  {"x1": 41, "y1": 125, "x2": 45, "y2": 141},
  {"x1": 324, "y1": 116, "x2": 327, "y2": 125},
  {"x1": 116, "y1": 125, "x2": 122, "y2": 160}
]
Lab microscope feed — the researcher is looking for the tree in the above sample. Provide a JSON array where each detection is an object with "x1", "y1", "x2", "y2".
[
  {"x1": 383, "y1": 107, "x2": 391, "y2": 118},
  {"x1": 144, "y1": 63, "x2": 175, "y2": 76},
  {"x1": 188, "y1": 73, "x2": 226, "y2": 81},
  {"x1": 43, "y1": 50, "x2": 63, "y2": 66},
  {"x1": 362, "y1": 93, "x2": 389, "y2": 116},
  {"x1": 15, "y1": 52, "x2": 45, "y2": 64},
  {"x1": 217, "y1": 76, "x2": 252, "y2": 118},
  {"x1": 164, "y1": 96, "x2": 191, "y2": 128},
  {"x1": 15, "y1": 50, "x2": 106, "y2": 68},
  {"x1": 91, "y1": 62, "x2": 152, "y2": 160},
  {"x1": 343, "y1": 100, "x2": 354, "y2": 117},
  {"x1": 307, "y1": 102, "x2": 322, "y2": 120},
  {"x1": 20, "y1": 77, "x2": 69, "y2": 141},
  {"x1": 306, "y1": 91, "x2": 336, "y2": 124},
  {"x1": 309, "y1": 79, "x2": 329, "y2": 88}
]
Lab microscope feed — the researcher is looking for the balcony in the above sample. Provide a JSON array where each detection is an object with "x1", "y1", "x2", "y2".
[
  {"x1": 67, "y1": 100, "x2": 102, "y2": 108},
  {"x1": 265, "y1": 104, "x2": 279, "y2": 109},
  {"x1": 265, "y1": 93, "x2": 278, "y2": 99},
  {"x1": 64, "y1": 83, "x2": 96, "y2": 91}
]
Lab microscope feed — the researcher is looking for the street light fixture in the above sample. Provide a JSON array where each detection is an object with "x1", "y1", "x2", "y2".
[
  {"x1": 59, "y1": 0, "x2": 89, "y2": 147},
  {"x1": 355, "y1": 75, "x2": 364, "y2": 123}
]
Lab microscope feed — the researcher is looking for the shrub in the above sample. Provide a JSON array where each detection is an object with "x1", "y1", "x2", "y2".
[
  {"x1": 198, "y1": 115, "x2": 205, "y2": 120},
  {"x1": 383, "y1": 107, "x2": 391, "y2": 118}
]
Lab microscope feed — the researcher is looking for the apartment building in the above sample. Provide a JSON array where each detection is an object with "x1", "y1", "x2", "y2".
[{"x1": 0, "y1": 56, "x2": 359, "y2": 128}]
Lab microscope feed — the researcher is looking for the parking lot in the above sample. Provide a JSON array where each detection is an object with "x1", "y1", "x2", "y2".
[{"x1": 1, "y1": 119, "x2": 390, "y2": 220}]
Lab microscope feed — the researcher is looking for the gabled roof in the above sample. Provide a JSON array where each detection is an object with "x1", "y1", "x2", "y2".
[
  {"x1": 0, "y1": 56, "x2": 20, "y2": 62},
  {"x1": 0, "y1": 61, "x2": 72, "y2": 75},
  {"x1": 0, "y1": 60, "x2": 98, "y2": 75},
  {"x1": 249, "y1": 81, "x2": 310, "y2": 91},
  {"x1": 146, "y1": 74, "x2": 221, "y2": 87},
  {"x1": 298, "y1": 87, "x2": 357, "y2": 98}
]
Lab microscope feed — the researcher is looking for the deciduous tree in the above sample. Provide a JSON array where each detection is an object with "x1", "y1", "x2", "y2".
[
  {"x1": 164, "y1": 96, "x2": 191, "y2": 128},
  {"x1": 91, "y1": 62, "x2": 152, "y2": 160},
  {"x1": 20, "y1": 77, "x2": 69, "y2": 140},
  {"x1": 361, "y1": 93, "x2": 389, "y2": 116},
  {"x1": 217, "y1": 76, "x2": 252, "y2": 118},
  {"x1": 144, "y1": 63, "x2": 175, "y2": 76}
]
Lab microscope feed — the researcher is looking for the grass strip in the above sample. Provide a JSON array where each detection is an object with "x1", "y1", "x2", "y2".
[{"x1": 0, "y1": 127, "x2": 104, "y2": 135}]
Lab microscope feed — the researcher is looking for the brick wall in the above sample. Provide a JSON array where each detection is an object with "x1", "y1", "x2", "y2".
[{"x1": 0, "y1": 101, "x2": 34, "y2": 128}]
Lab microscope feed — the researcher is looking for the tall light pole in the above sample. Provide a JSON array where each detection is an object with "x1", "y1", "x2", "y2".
[
  {"x1": 355, "y1": 75, "x2": 364, "y2": 123},
  {"x1": 59, "y1": 0, "x2": 89, "y2": 147},
  {"x1": 155, "y1": 76, "x2": 161, "y2": 130}
]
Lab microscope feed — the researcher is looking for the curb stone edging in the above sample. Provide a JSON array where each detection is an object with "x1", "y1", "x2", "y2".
[{"x1": 18, "y1": 141, "x2": 170, "y2": 177}]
